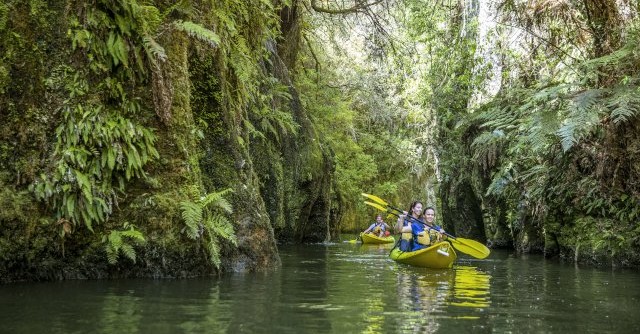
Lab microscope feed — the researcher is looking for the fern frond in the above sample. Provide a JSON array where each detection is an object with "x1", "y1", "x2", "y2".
[
  {"x1": 607, "y1": 85, "x2": 640, "y2": 124},
  {"x1": 206, "y1": 238, "x2": 221, "y2": 268},
  {"x1": 108, "y1": 231, "x2": 123, "y2": 250},
  {"x1": 485, "y1": 163, "x2": 515, "y2": 197},
  {"x1": 173, "y1": 20, "x2": 220, "y2": 47},
  {"x1": 260, "y1": 117, "x2": 279, "y2": 140},
  {"x1": 200, "y1": 188, "x2": 233, "y2": 213},
  {"x1": 557, "y1": 121, "x2": 577, "y2": 152},
  {"x1": 103, "y1": 223, "x2": 145, "y2": 265},
  {"x1": 142, "y1": 35, "x2": 167, "y2": 64},
  {"x1": 120, "y1": 243, "x2": 136, "y2": 262},
  {"x1": 121, "y1": 229, "x2": 146, "y2": 242},
  {"x1": 106, "y1": 247, "x2": 118, "y2": 264},
  {"x1": 207, "y1": 213, "x2": 237, "y2": 246},
  {"x1": 556, "y1": 89, "x2": 604, "y2": 152},
  {"x1": 472, "y1": 130, "x2": 504, "y2": 171},
  {"x1": 180, "y1": 200, "x2": 202, "y2": 239}
]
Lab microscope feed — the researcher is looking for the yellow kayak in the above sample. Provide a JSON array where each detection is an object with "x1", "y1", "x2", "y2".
[
  {"x1": 390, "y1": 241, "x2": 457, "y2": 268},
  {"x1": 360, "y1": 233, "x2": 395, "y2": 244}
]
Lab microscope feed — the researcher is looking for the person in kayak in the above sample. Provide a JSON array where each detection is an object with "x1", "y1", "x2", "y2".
[
  {"x1": 362, "y1": 214, "x2": 390, "y2": 237},
  {"x1": 415, "y1": 207, "x2": 446, "y2": 249},
  {"x1": 396, "y1": 201, "x2": 423, "y2": 251},
  {"x1": 399, "y1": 205, "x2": 446, "y2": 251}
]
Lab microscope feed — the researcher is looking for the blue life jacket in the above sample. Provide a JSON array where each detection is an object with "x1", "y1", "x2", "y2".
[{"x1": 410, "y1": 222, "x2": 427, "y2": 251}]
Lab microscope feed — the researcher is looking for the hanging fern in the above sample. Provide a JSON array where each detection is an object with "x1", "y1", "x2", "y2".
[
  {"x1": 173, "y1": 20, "x2": 221, "y2": 47},
  {"x1": 142, "y1": 35, "x2": 167, "y2": 64}
]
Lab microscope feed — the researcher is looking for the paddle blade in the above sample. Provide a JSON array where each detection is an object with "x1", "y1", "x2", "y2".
[
  {"x1": 361, "y1": 193, "x2": 388, "y2": 206},
  {"x1": 449, "y1": 237, "x2": 491, "y2": 259},
  {"x1": 363, "y1": 201, "x2": 390, "y2": 212}
]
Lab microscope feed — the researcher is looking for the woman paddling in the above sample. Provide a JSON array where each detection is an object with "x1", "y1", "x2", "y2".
[{"x1": 395, "y1": 201, "x2": 423, "y2": 251}]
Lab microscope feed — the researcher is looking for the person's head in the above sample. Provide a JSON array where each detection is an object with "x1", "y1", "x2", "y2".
[
  {"x1": 375, "y1": 214, "x2": 383, "y2": 223},
  {"x1": 423, "y1": 206, "x2": 436, "y2": 224},
  {"x1": 408, "y1": 201, "x2": 423, "y2": 217}
]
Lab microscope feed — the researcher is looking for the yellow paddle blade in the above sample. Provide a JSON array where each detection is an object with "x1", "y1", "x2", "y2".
[
  {"x1": 361, "y1": 193, "x2": 388, "y2": 206},
  {"x1": 449, "y1": 237, "x2": 490, "y2": 259},
  {"x1": 363, "y1": 201, "x2": 389, "y2": 212}
]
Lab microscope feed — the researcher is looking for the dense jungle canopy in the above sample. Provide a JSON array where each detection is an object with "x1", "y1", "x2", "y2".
[{"x1": 2, "y1": 0, "x2": 640, "y2": 281}]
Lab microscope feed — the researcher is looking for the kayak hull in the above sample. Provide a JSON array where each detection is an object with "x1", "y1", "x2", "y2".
[
  {"x1": 360, "y1": 233, "x2": 395, "y2": 244},
  {"x1": 390, "y1": 241, "x2": 457, "y2": 268}
]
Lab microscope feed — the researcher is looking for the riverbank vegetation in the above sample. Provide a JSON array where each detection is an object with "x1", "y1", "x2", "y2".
[{"x1": 1, "y1": 0, "x2": 639, "y2": 281}]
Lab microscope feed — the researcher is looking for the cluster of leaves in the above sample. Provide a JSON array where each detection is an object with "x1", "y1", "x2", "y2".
[
  {"x1": 29, "y1": 1, "x2": 166, "y2": 235},
  {"x1": 31, "y1": 78, "x2": 159, "y2": 232}
]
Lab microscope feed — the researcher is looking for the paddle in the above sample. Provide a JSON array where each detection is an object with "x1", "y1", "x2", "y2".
[
  {"x1": 362, "y1": 195, "x2": 491, "y2": 259},
  {"x1": 347, "y1": 233, "x2": 362, "y2": 244}
]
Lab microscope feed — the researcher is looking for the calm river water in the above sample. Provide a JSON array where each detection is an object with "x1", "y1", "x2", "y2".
[{"x1": 1, "y1": 236, "x2": 639, "y2": 333}]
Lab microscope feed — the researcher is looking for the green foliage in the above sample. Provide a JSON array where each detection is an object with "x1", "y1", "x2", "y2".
[
  {"x1": 30, "y1": 73, "x2": 158, "y2": 231},
  {"x1": 180, "y1": 188, "x2": 236, "y2": 268},
  {"x1": 0, "y1": 3, "x2": 7, "y2": 32},
  {"x1": 559, "y1": 216, "x2": 640, "y2": 264},
  {"x1": 248, "y1": 76, "x2": 299, "y2": 143},
  {"x1": 102, "y1": 222, "x2": 146, "y2": 264}
]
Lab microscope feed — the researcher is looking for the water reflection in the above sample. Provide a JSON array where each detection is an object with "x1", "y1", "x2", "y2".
[
  {"x1": 448, "y1": 266, "x2": 491, "y2": 317},
  {"x1": 393, "y1": 267, "x2": 453, "y2": 333},
  {"x1": 389, "y1": 265, "x2": 491, "y2": 332}
]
